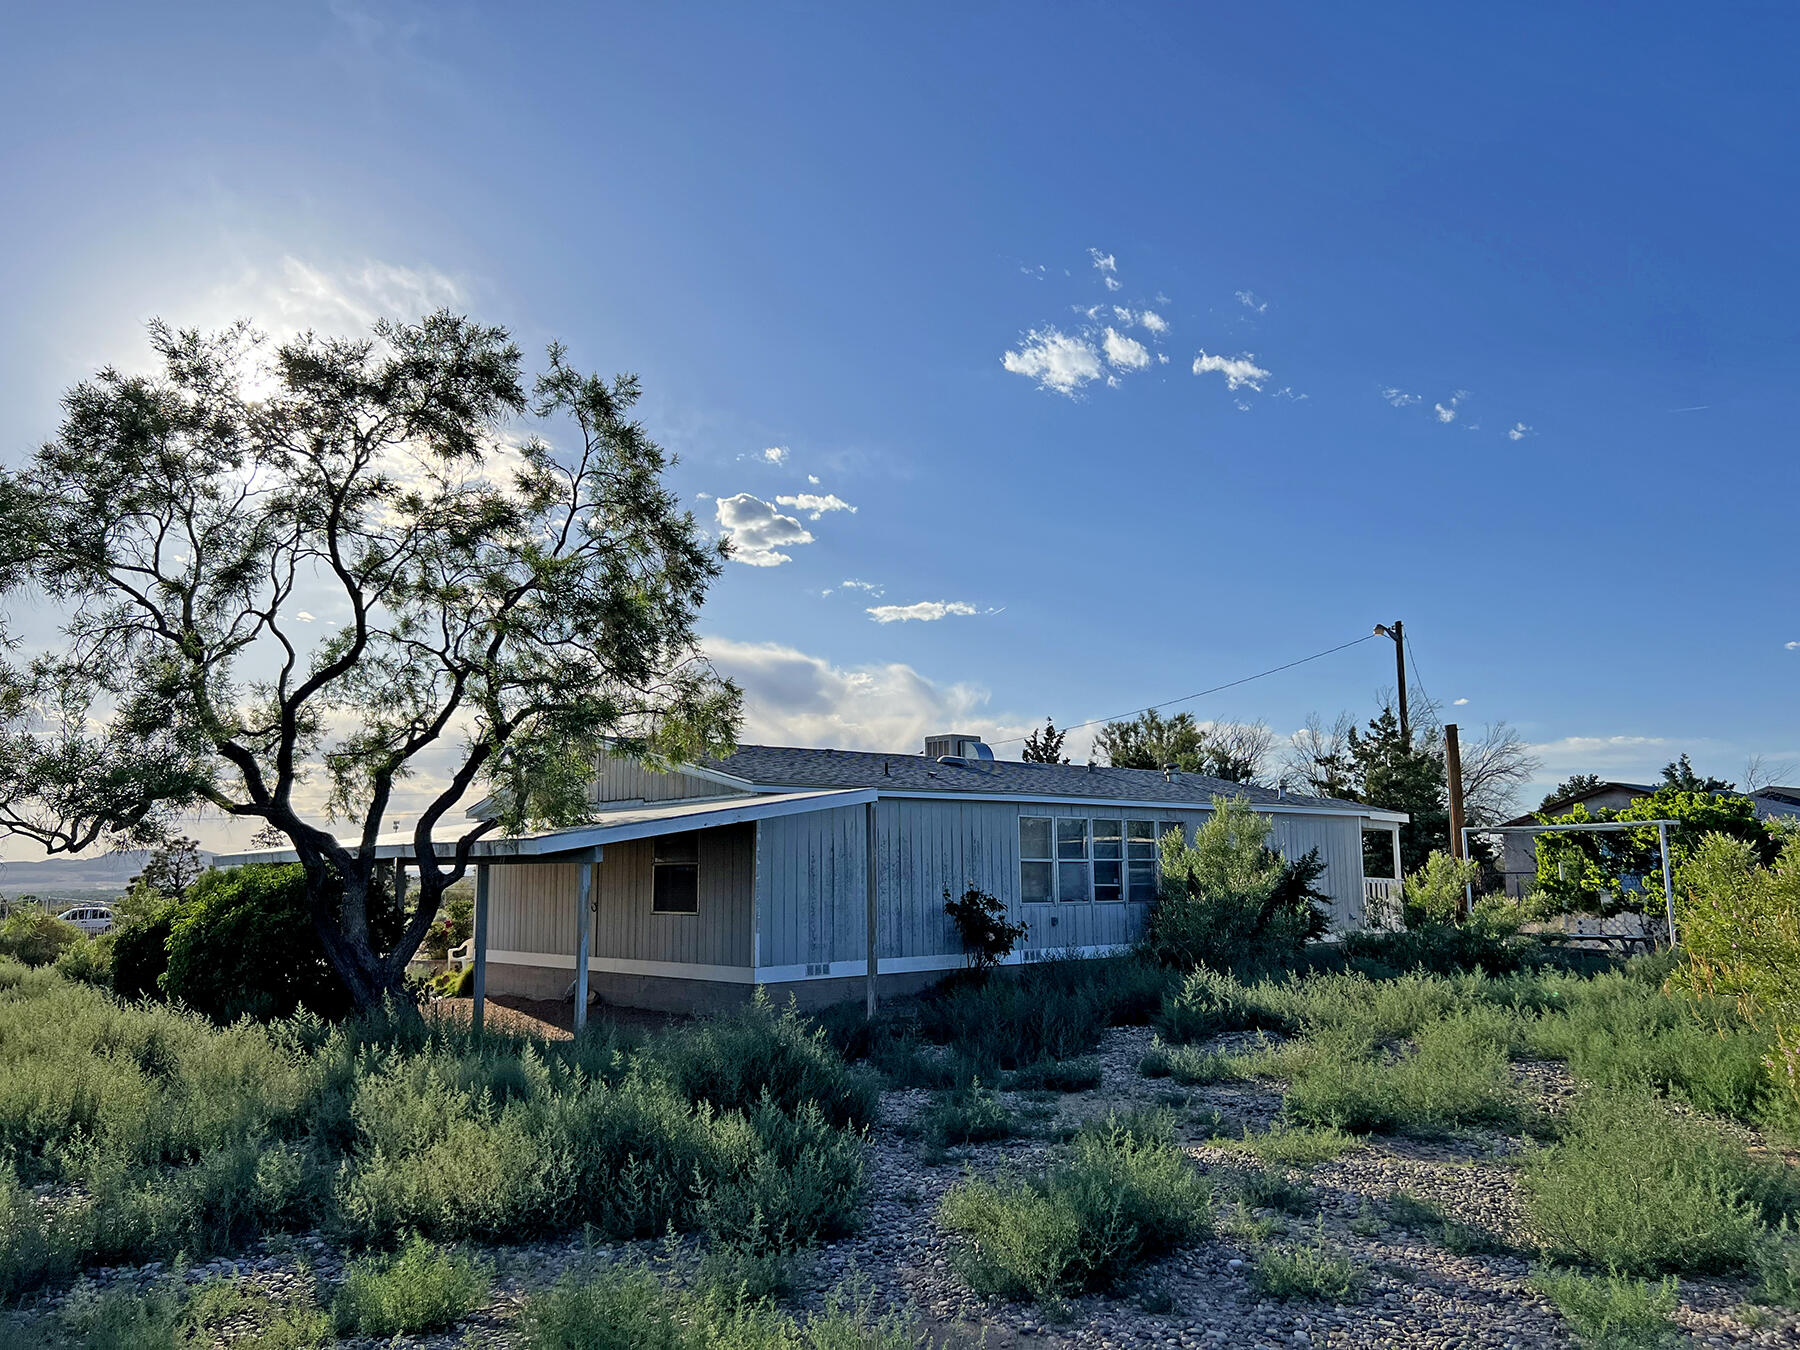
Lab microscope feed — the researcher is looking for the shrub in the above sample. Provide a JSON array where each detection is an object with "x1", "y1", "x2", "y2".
[
  {"x1": 0, "y1": 909, "x2": 82, "y2": 967},
  {"x1": 1279, "y1": 1013, "x2": 1517, "y2": 1134},
  {"x1": 1251, "y1": 1227, "x2": 1365, "y2": 1302},
  {"x1": 1238, "y1": 1167, "x2": 1315, "y2": 1215},
  {"x1": 1158, "y1": 966, "x2": 1280, "y2": 1042},
  {"x1": 937, "y1": 1110, "x2": 1211, "y2": 1301},
  {"x1": 919, "y1": 1084, "x2": 1015, "y2": 1148},
  {"x1": 1530, "y1": 1266, "x2": 1680, "y2": 1349},
  {"x1": 1384, "y1": 1191, "x2": 1508, "y2": 1255},
  {"x1": 912, "y1": 957, "x2": 1163, "y2": 1071},
  {"x1": 1522, "y1": 1089, "x2": 1787, "y2": 1274},
  {"x1": 333, "y1": 1235, "x2": 491, "y2": 1336},
  {"x1": 653, "y1": 990, "x2": 879, "y2": 1128},
  {"x1": 1001, "y1": 1058, "x2": 1102, "y2": 1092},
  {"x1": 1140, "y1": 797, "x2": 1329, "y2": 970},
  {"x1": 1402, "y1": 851, "x2": 1485, "y2": 927},
  {"x1": 943, "y1": 885, "x2": 1028, "y2": 976},
  {"x1": 49, "y1": 1277, "x2": 188, "y2": 1350},
  {"x1": 1232, "y1": 1121, "x2": 1362, "y2": 1170},
  {"x1": 420, "y1": 881, "x2": 474, "y2": 962},
  {"x1": 108, "y1": 905, "x2": 176, "y2": 1001},
  {"x1": 54, "y1": 936, "x2": 113, "y2": 988},
  {"x1": 520, "y1": 1265, "x2": 920, "y2": 1350}
]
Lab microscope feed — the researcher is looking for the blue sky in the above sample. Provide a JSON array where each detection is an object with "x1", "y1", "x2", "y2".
[{"x1": 3, "y1": 2, "x2": 1798, "y2": 845}]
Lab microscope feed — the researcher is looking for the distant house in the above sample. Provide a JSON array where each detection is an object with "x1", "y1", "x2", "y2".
[
  {"x1": 217, "y1": 734, "x2": 1407, "y2": 1015},
  {"x1": 1494, "y1": 780, "x2": 1800, "y2": 899}
]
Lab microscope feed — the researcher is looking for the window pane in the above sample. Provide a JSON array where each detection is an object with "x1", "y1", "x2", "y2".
[
  {"x1": 1058, "y1": 861, "x2": 1090, "y2": 902},
  {"x1": 1160, "y1": 822, "x2": 1185, "y2": 846},
  {"x1": 1128, "y1": 860, "x2": 1158, "y2": 902},
  {"x1": 1094, "y1": 860, "x2": 1122, "y2": 902},
  {"x1": 655, "y1": 831, "x2": 700, "y2": 865},
  {"x1": 1093, "y1": 819, "x2": 1122, "y2": 859},
  {"x1": 653, "y1": 862, "x2": 699, "y2": 914},
  {"x1": 1056, "y1": 817, "x2": 1088, "y2": 859},
  {"x1": 1127, "y1": 839, "x2": 1157, "y2": 861},
  {"x1": 1127, "y1": 820, "x2": 1156, "y2": 840},
  {"x1": 1021, "y1": 860, "x2": 1053, "y2": 903},
  {"x1": 1020, "y1": 816, "x2": 1052, "y2": 860}
]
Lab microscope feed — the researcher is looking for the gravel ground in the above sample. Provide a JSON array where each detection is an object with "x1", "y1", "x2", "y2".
[{"x1": 8, "y1": 1025, "x2": 1799, "y2": 1349}]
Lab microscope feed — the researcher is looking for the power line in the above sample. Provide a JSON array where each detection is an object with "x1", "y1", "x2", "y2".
[{"x1": 991, "y1": 632, "x2": 1381, "y2": 748}]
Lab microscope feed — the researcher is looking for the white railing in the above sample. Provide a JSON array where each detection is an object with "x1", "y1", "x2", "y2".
[{"x1": 1362, "y1": 877, "x2": 1404, "y2": 930}]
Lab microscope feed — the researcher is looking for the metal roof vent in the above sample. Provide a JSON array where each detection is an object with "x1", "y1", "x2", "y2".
[
  {"x1": 1164, "y1": 764, "x2": 1179, "y2": 782},
  {"x1": 925, "y1": 734, "x2": 994, "y2": 762}
]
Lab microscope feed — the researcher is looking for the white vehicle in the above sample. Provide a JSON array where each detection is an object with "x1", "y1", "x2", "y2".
[{"x1": 57, "y1": 904, "x2": 115, "y2": 936}]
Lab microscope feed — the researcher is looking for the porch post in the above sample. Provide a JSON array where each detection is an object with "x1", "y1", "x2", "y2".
[
  {"x1": 394, "y1": 860, "x2": 408, "y2": 916},
  {"x1": 865, "y1": 799, "x2": 879, "y2": 1020},
  {"x1": 1389, "y1": 825, "x2": 1403, "y2": 884},
  {"x1": 574, "y1": 858, "x2": 592, "y2": 1033},
  {"x1": 472, "y1": 862, "x2": 489, "y2": 1035}
]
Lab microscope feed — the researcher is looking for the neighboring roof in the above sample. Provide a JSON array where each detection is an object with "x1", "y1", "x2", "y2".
[
  {"x1": 698, "y1": 744, "x2": 1407, "y2": 822},
  {"x1": 212, "y1": 789, "x2": 876, "y2": 867},
  {"x1": 1751, "y1": 787, "x2": 1800, "y2": 820},
  {"x1": 1503, "y1": 780, "x2": 1654, "y2": 826}
]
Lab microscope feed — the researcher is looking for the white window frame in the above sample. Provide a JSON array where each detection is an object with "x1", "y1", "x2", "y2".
[
  {"x1": 1019, "y1": 815, "x2": 1055, "y2": 904},
  {"x1": 1021, "y1": 812, "x2": 1188, "y2": 905},
  {"x1": 651, "y1": 831, "x2": 700, "y2": 916}
]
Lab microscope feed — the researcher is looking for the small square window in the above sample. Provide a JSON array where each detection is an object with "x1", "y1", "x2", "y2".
[
  {"x1": 1058, "y1": 861, "x2": 1091, "y2": 902},
  {"x1": 653, "y1": 831, "x2": 700, "y2": 914},
  {"x1": 1020, "y1": 816, "x2": 1053, "y2": 860},
  {"x1": 1021, "y1": 860, "x2": 1054, "y2": 903},
  {"x1": 1056, "y1": 817, "x2": 1089, "y2": 860}
]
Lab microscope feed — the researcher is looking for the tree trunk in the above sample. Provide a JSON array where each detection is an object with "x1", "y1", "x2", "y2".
[{"x1": 309, "y1": 870, "x2": 413, "y2": 1015}]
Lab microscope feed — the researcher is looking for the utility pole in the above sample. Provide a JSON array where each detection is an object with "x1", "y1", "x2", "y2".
[
  {"x1": 1374, "y1": 620, "x2": 1408, "y2": 743},
  {"x1": 1446, "y1": 722, "x2": 1469, "y2": 919}
]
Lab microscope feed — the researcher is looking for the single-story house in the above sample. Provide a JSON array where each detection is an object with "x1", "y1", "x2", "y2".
[{"x1": 216, "y1": 734, "x2": 1409, "y2": 1018}]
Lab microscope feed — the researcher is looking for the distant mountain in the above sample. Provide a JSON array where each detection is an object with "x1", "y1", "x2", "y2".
[{"x1": 0, "y1": 850, "x2": 212, "y2": 896}]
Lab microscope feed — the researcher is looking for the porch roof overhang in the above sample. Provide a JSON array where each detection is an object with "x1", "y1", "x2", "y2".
[{"x1": 209, "y1": 788, "x2": 878, "y2": 868}]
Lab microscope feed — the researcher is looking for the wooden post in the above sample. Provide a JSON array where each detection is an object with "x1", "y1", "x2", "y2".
[
  {"x1": 1391, "y1": 619, "x2": 1409, "y2": 745},
  {"x1": 1390, "y1": 824, "x2": 1404, "y2": 885},
  {"x1": 865, "y1": 799, "x2": 879, "y2": 1020},
  {"x1": 472, "y1": 863, "x2": 489, "y2": 1035},
  {"x1": 574, "y1": 857, "x2": 592, "y2": 1034},
  {"x1": 1445, "y1": 722, "x2": 1469, "y2": 919},
  {"x1": 394, "y1": 860, "x2": 408, "y2": 916}
]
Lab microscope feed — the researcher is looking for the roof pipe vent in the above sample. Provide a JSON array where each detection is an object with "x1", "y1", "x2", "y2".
[
  {"x1": 1164, "y1": 764, "x2": 1179, "y2": 782},
  {"x1": 1086, "y1": 759, "x2": 1095, "y2": 773}
]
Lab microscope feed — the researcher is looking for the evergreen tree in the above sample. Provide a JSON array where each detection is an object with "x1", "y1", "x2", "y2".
[
  {"x1": 1021, "y1": 719, "x2": 1069, "y2": 764},
  {"x1": 1660, "y1": 753, "x2": 1734, "y2": 794},
  {"x1": 1345, "y1": 706, "x2": 1449, "y2": 876}
]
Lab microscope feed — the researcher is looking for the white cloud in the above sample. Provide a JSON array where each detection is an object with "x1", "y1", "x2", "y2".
[
  {"x1": 295, "y1": 611, "x2": 316, "y2": 623},
  {"x1": 1381, "y1": 388, "x2": 1421, "y2": 408},
  {"x1": 1002, "y1": 326, "x2": 1104, "y2": 396},
  {"x1": 1089, "y1": 248, "x2": 1117, "y2": 275},
  {"x1": 1103, "y1": 277, "x2": 1121, "y2": 292},
  {"x1": 1787, "y1": 641, "x2": 1800, "y2": 651},
  {"x1": 1192, "y1": 351, "x2": 1270, "y2": 392},
  {"x1": 1102, "y1": 327, "x2": 1150, "y2": 370},
  {"x1": 702, "y1": 636, "x2": 1030, "y2": 753},
  {"x1": 714, "y1": 493, "x2": 813, "y2": 566},
  {"x1": 840, "y1": 579, "x2": 884, "y2": 596},
  {"x1": 761, "y1": 446, "x2": 789, "y2": 466},
  {"x1": 1138, "y1": 309, "x2": 1169, "y2": 334},
  {"x1": 1234, "y1": 290, "x2": 1268, "y2": 313},
  {"x1": 1157, "y1": 353, "x2": 1170, "y2": 365},
  {"x1": 866, "y1": 600, "x2": 982, "y2": 624},
  {"x1": 1508, "y1": 422, "x2": 1532, "y2": 441},
  {"x1": 263, "y1": 256, "x2": 465, "y2": 333},
  {"x1": 1434, "y1": 403, "x2": 1458, "y2": 424},
  {"x1": 775, "y1": 492, "x2": 856, "y2": 520},
  {"x1": 807, "y1": 474, "x2": 820, "y2": 485},
  {"x1": 1454, "y1": 698, "x2": 1469, "y2": 706}
]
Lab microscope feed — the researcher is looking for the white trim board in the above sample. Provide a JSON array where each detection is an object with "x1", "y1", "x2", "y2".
[
  {"x1": 486, "y1": 944, "x2": 1133, "y2": 986},
  {"x1": 854, "y1": 788, "x2": 1408, "y2": 824}
]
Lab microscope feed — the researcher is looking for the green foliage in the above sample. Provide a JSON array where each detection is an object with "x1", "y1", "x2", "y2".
[
  {"x1": 1237, "y1": 1167, "x2": 1316, "y2": 1215},
  {"x1": 47, "y1": 1278, "x2": 189, "y2": 1350},
  {"x1": 333, "y1": 1235, "x2": 491, "y2": 1336},
  {"x1": 1530, "y1": 1266, "x2": 1680, "y2": 1350},
  {"x1": 1522, "y1": 1089, "x2": 1794, "y2": 1274},
  {"x1": 1346, "y1": 707, "x2": 1449, "y2": 876},
  {"x1": 1251, "y1": 1226, "x2": 1365, "y2": 1302},
  {"x1": 1338, "y1": 919, "x2": 1530, "y2": 977},
  {"x1": 1021, "y1": 719, "x2": 1069, "y2": 765},
  {"x1": 1138, "y1": 1040, "x2": 1239, "y2": 1085},
  {"x1": 1140, "y1": 797, "x2": 1329, "y2": 970},
  {"x1": 1402, "y1": 850, "x2": 1484, "y2": 926},
  {"x1": 937, "y1": 1111, "x2": 1211, "y2": 1301},
  {"x1": 652, "y1": 990, "x2": 879, "y2": 1129},
  {"x1": 520, "y1": 1265, "x2": 921, "y2": 1350},
  {"x1": 1000, "y1": 1057, "x2": 1102, "y2": 1092},
  {"x1": 942, "y1": 886, "x2": 1029, "y2": 975},
  {"x1": 1672, "y1": 832, "x2": 1800, "y2": 1122},
  {"x1": 1094, "y1": 709, "x2": 1272, "y2": 783},
  {"x1": 1158, "y1": 965, "x2": 1283, "y2": 1041},
  {"x1": 919, "y1": 1083, "x2": 1015, "y2": 1147},
  {"x1": 0, "y1": 908, "x2": 82, "y2": 967},
  {"x1": 1535, "y1": 789, "x2": 1776, "y2": 917},
  {"x1": 54, "y1": 936, "x2": 112, "y2": 988},
  {"x1": 1230, "y1": 1121, "x2": 1362, "y2": 1170},
  {"x1": 107, "y1": 904, "x2": 175, "y2": 1001},
  {"x1": 420, "y1": 880, "x2": 475, "y2": 962},
  {"x1": 1383, "y1": 1191, "x2": 1508, "y2": 1255}
]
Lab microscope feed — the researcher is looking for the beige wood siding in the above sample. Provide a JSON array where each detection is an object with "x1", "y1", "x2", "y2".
[
  {"x1": 488, "y1": 821, "x2": 754, "y2": 966},
  {"x1": 590, "y1": 758, "x2": 746, "y2": 804}
]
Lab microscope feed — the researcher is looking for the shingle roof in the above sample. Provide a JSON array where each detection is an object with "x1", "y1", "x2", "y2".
[{"x1": 701, "y1": 744, "x2": 1394, "y2": 817}]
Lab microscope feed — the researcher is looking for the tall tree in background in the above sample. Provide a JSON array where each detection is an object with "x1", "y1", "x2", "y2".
[
  {"x1": 1660, "y1": 753, "x2": 1734, "y2": 794},
  {"x1": 1539, "y1": 773, "x2": 1605, "y2": 810},
  {"x1": 0, "y1": 314, "x2": 740, "y2": 1010},
  {"x1": 1095, "y1": 709, "x2": 1273, "y2": 784},
  {"x1": 1346, "y1": 706, "x2": 1448, "y2": 875},
  {"x1": 1021, "y1": 718, "x2": 1069, "y2": 764}
]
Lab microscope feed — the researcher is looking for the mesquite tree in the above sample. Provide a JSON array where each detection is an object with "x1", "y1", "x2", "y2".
[{"x1": 0, "y1": 313, "x2": 739, "y2": 1008}]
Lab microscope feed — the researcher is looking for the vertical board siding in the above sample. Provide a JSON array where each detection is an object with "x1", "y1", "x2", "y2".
[
  {"x1": 753, "y1": 804, "x2": 867, "y2": 968},
  {"x1": 590, "y1": 759, "x2": 746, "y2": 804},
  {"x1": 1267, "y1": 813, "x2": 1367, "y2": 930},
  {"x1": 488, "y1": 822, "x2": 754, "y2": 966}
]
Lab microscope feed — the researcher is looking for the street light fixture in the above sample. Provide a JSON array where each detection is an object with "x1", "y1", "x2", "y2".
[{"x1": 1373, "y1": 621, "x2": 1408, "y2": 744}]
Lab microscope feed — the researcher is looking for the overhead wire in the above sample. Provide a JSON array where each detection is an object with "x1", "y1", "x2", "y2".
[{"x1": 989, "y1": 632, "x2": 1382, "y2": 747}]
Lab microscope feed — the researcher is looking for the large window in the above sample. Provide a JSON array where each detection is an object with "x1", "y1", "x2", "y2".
[
  {"x1": 652, "y1": 831, "x2": 699, "y2": 914},
  {"x1": 1021, "y1": 814, "x2": 1184, "y2": 904}
]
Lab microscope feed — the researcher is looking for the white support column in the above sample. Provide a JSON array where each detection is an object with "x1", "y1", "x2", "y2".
[
  {"x1": 472, "y1": 863, "x2": 489, "y2": 1035},
  {"x1": 394, "y1": 860, "x2": 408, "y2": 916},
  {"x1": 574, "y1": 857, "x2": 593, "y2": 1033},
  {"x1": 1389, "y1": 825, "x2": 1404, "y2": 884},
  {"x1": 865, "y1": 800, "x2": 879, "y2": 1020},
  {"x1": 1658, "y1": 822, "x2": 1676, "y2": 950}
]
